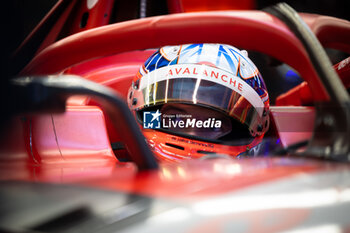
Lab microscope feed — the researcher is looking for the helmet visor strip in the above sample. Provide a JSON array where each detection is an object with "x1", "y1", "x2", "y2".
[{"x1": 133, "y1": 64, "x2": 266, "y2": 136}]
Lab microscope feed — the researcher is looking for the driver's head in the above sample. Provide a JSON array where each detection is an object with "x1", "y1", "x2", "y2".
[{"x1": 128, "y1": 44, "x2": 270, "y2": 162}]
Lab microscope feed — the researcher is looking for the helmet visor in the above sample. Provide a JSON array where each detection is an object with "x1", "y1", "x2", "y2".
[{"x1": 132, "y1": 64, "x2": 266, "y2": 134}]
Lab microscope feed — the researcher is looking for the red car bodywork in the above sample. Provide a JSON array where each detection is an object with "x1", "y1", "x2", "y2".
[{"x1": 1, "y1": 1, "x2": 350, "y2": 232}]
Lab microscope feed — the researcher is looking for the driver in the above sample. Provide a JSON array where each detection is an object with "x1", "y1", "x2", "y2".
[{"x1": 128, "y1": 43, "x2": 270, "y2": 162}]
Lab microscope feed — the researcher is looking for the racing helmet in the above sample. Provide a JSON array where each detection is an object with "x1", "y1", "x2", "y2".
[{"x1": 128, "y1": 44, "x2": 270, "y2": 161}]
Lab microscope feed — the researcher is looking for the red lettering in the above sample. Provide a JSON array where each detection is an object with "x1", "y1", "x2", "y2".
[
  {"x1": 193, "y1": 68, "x2": 198, "y2": 75},
  {"x1": 175, "y1": 68, "x2": 182, "y2": 75},
  {"x1": 230, "y1": 79, "x2": 236, "y2": 87},
  {"x1": 168, "y1": 69, "x2": 173, "y2": 76},
  {"x1": 238, "y1": 83, "x2": 243, "y2": 92},
  {"x1": 221, "y1": 75, "x2": 228, "y2": 82},
  {"x1": 211, "y1": 71, "x2": 219, "y2": 79},
  {"x1": 203, "y1": 70, "x2": 209, "y2": 76},
  {"x1": 183, "y1": 67, "x2": 190, "y2": 74}
]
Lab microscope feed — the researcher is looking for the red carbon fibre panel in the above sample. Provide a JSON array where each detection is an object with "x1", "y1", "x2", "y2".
[
  {"x1": 64, "y1": 50, "x2": 156, "y2": 144},
  {"x1": 0, "y1": 106, "x2": 116, "y2": 166},
  {"x1": 270, "y1": 106, "x2": 315, "y2": 147},
  {"x1": 300, "y1": 13, "x2": 350, "y2": 53},
  {"x1": 66, "y1": 0, "x2": 114, "y2": 35},
  {"x1": 276, "y1": 57, "x2": 350, "y2": 106},
  {"x1": 1, "y1": 156, "x2": 344, "y2": 200}
]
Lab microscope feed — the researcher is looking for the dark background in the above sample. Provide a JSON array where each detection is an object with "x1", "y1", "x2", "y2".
[{"x1": 1, "y1": 0, "x2": 349, "y2": 66}]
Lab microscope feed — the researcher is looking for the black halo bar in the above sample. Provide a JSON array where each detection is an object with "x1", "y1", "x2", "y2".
[{"x1": 11, "y1": 75, "x2": 158, "y2": 170}]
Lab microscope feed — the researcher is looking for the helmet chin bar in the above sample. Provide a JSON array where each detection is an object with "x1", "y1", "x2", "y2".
[{"x1": 143, "y1": 129, "x2": 263, "y2": 161}]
